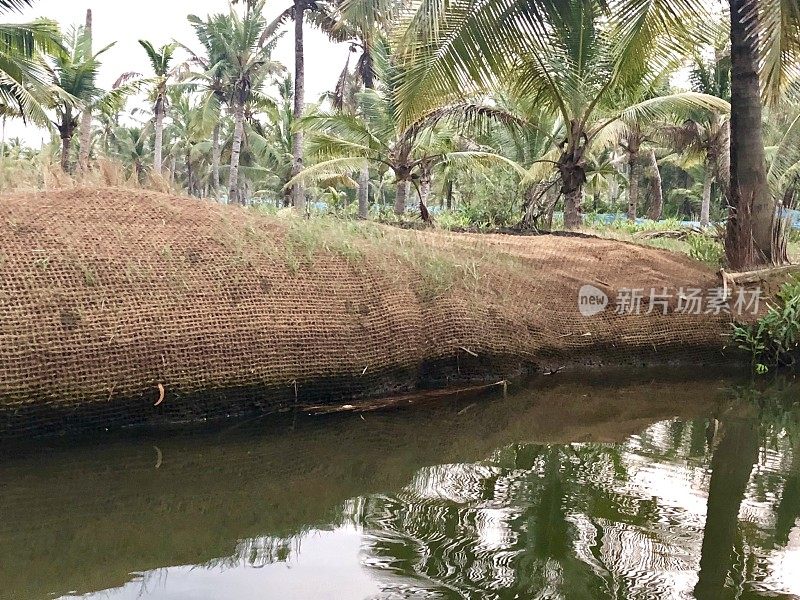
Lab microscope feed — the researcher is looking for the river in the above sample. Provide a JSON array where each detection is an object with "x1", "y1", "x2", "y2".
[{"x1": 1, "y1": 371, "x2": 798, "y2": 599}]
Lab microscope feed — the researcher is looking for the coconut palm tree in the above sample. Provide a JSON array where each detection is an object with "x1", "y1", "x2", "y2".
[
  {"x1": 330, "y1": 0, "x2": 395, "y2": 218},
  {"x1": 165, "y1": 92, "x2": 213, "y2": 195},
  {"x1": 660, "y1": 118, "x2": 730, "y2": 227},
  {"x1": 288, "y1": 0, "x2": 307, "y2": 211},
  {"x1": 196, "y1": 1, "x2": 284, "y2": 205},
  {"x1": 291, "y1": 89, "x2": 526, "y2": 219},
  {"x1": 327, "y1": 46, "x2": 383, "y2": 217},
  {"x1": 0, "y1": 101, "x2": 19, "y2": 182},
  {"x1": 45, "y1": 24, "x2": 114, "y2": 172},
  {"x1": 658, "y1": 42, "x2": 731, "y2": 227},
  {"x1": 262, "y1": 0, "x2": 364, "y2": 212},
  {"x1": 244, "y1": 75, "x2": 295, "y2": 205},
  {"x1": 394, "y1": 0, "x2": 728, "y2": 229},
  {"x1": 645, "y1": 0, "x2": 800, "y2": 265},
  {"x1": 643, "y1": 148, "x2": 664, "y2": 220},
  {"x1": 725, "y1": 0, "x2": 772, "y2": 266},
  {"x1": 262, "y1": 0, "x2": 315, "y2": 212},
  {"x1": 112, "y1": 125, "x2": 149, "y2": 182},
  {"x1": 610, "y1": 72, "x2": 684, "y2": 225},
  {"x1": 619, "y1": 115, "x2": 725, "y2": 224},
  {"x1": 75, "y1": 9, "x2": 93, "y2": 173},
  {"x1": 391, "y1": 0, "x2": 800, "y2": 263},
  {"x1": 137, "y1": 40, "x2": 180, "y2": 176},
  {"x1": 183, "y1": 14, "x2": 231, "y2": 194},
  {"x1": 612, "y1": 0, "x2": 800, "y2": 265},
  {"x1": 0, "y1": 16, "x2": 61, "y2": 128},
  {"x1": 473, "y1": 90, "x2": 561, "y2": 229}
]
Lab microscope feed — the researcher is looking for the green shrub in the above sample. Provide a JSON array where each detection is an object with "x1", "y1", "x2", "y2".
[
  {"x1": 732, "y1": 278, "x2": 800, "y2": 373},
  {"x1": 687, "y1": 234, "x2": 724, "y2": 266},
  {"x1": 456, "y1": 198, "x2": 519, "y2": 229},
  {"x1": 582, "y1": 214, "x2": 683, "y2": 234}
]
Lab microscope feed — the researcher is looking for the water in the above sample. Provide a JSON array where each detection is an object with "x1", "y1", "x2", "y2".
[{"x1": 1, "y1": 373, "x2": 799, "y2": 600}]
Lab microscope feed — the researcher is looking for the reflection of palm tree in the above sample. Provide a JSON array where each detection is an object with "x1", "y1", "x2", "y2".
[
  {"x1": 773, "y1": 454, "x2": 800, "y2": 548},
  {"x1": 694, "y1": 414, "x2": 759, "y2": 600},
  {"x1": 512, "y1": 445, "x2": 601, "y2": 598},
  {"x1": 763, "y1": 398, "x2": 800, "y2": 549},
  {"x1": 353, "y1": 442, "x2": 634, "y2": 598}
]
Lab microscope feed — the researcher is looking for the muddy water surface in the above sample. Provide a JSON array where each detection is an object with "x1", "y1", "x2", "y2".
[{"x1": 2, "y1": 373, "x2": 799, "y2": 599}]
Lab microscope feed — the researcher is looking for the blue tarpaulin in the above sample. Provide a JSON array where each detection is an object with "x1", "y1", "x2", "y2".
[{"x1": 590, "y1": 211, "x2": 800, "y2": 230}]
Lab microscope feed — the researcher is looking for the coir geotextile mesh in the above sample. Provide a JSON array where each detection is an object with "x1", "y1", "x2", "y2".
[{"x1": 0, "y1": 188, "x2": 736, "y2": 439}]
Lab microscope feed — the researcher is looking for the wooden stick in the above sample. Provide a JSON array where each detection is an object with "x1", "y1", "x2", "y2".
[{"x1": 719, "y1": 264, "x2": 800, "y2": 286}]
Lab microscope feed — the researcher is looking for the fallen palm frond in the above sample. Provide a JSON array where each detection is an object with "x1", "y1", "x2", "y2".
[{"x1": 301, "y1": 380, "x2": 509, "y2": 414}]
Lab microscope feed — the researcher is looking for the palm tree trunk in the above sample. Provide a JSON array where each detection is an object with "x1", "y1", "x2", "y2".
[
  {"x1": 0, "y1": 116, "x2": 6, "y2": 183},
  {"x1": 394, "y1": 180, "x2": 409, "y2": 215},
  {"x1": 211, "y1": 122, "x2": 221, "y2": 193},
  {"x1": 446, "y1": 179, "x2": 454, "y2": 210},
  {"x1": 646, "y1": 149, "x2": 663, "y2": 220},
  {"x1": 726, "y1": 0, "x2": 776, "y2": 268},
  {"x1": 694, "y1": 415, "x2": 759, "y2": 599},
  {"x1": 186, "y1": 148, "x2": 193, "y2": 195},
  {"x1": 169, "y1": 154, "x2": 176, "y2": 183},
  {"x1": 357, "y1": 164, "x2": 369, "y2": 219},
  {"x1": 228, "y1": 99, "x2": 246, "y2": 205},
  {"x1": 627, "y1": 150, "x2": 640, "y2": 222},
  {"x1": 701, "y1": 159, "x2": 713, "y2": 227},
  {"x1": 560, "y1": 138, "x2": 586, "y2": 229},
  {"x1": 77, "y1": 9, "x2": 93, "y2": 174},
  {"x1": 62, "y1": 139, "x2": 73, "y2": 172},
  {"x1": 563, "y1": 186, "x2": 583, "y2": 229},
  {"x1": 153, "y1": 106, "x2": 165, "y2": 176},
  {"x1": 609, "y1": 175, "x2": 619, "y2": 211},
  {"x1": 419, "y1": 176, "x2": 432, "y2": 222},
  {"x1": 419, "y1": 178, "x2": 431, "y2": 207},
  {"x1": 78, "y1": 112, "x2": 92, "y2": 173},
  {"x1": 60, "y1": 124, "x2": 72, "y2": 173},
  {"x1": 291, "y1": 1, "x2": 306, "y2": 213},
  {"x1": 355, "y1": 76, "x2": 376, "y2": 219},
  {"x1": 520, "y1": 182, "x2": 542, "y2": 229}
]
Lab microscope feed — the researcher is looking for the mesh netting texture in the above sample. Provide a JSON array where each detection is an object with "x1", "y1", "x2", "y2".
[{"x1": 0, "y1": 188, "x2": 736, "y2": 439}]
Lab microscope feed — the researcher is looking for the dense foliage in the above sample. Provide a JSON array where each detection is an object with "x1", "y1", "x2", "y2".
[
  {"x1": 1, "y1": 0, "x2": 800, "y2": 268},
  {"x1": 732, "y1": 278, "x2": 800, "y2": 373}
]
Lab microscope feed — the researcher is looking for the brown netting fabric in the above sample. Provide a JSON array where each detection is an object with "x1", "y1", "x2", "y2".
[{"x1": 0, "y1": 188, "x2": 737, "y2": 439}]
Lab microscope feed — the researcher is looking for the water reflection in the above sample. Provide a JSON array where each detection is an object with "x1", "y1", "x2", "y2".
[{"x1": 1, "y1": 374, "x2": 799, "y2": 599}]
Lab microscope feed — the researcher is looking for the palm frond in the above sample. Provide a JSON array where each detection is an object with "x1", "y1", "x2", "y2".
[
  {"x1": 596, "y1": 92, "x2": 730, "y2": 140},
  {"x1": 759, "y1": 0, "x2": 800, "y2": 104},
  {"x1": 391, "y1": 0, "x2": 555, "y2": 128},
  {"x1": 0, "y1": 0, "x2": 34, "y2": 13},
  {"x1": 404, "y1": 103, "x2": 528, "y2": 144},
  {"x1": 285, "y1": 156, "x2": 370, "y2": 188},
  {"x1": 438, "y1": 150, "x2": 528, "y2": 177},
  {"x1": 767, "y1": 109, "x2": 800, "y2": 195}
]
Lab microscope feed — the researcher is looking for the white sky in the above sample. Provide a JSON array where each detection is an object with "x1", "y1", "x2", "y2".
[{"x1": 4, "y1": 0, "x2": 349, "y2": 145}]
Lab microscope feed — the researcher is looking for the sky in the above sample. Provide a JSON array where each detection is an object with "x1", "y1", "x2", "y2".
[{"x1": 5, "y1": 0, "x2": 350, "y2": 145}]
